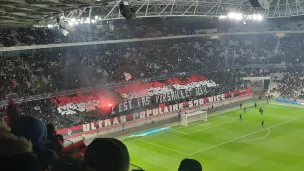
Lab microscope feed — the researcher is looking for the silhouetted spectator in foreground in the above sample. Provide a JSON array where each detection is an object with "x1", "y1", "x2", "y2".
[
  {"x1": 40, "y1": 149, "x2": 59, "y2": 171},
  {"x1": 0, "y1": 123, "x2": 40, "y2": 171},
  {"x1": 57, "y1": 134, "x2": 64, "y2": 143},
  {"x1": 46, "y1": 123, "x2": 64, "y2": 155},
  {"x1": 6, "y1": 99, "x2": 20, "y2": 128},
  {"x1": 52, "y1": 156, "x2": 94, "y2": 171},
  {"x1": 84, "y1": 138, "x2": 130, "y2": 171},
  {"x1": 10, "y1": 115, "x2": 47, "y2": 154},
  {"x1": 178, "y1": 159, "x2": 202, "y2": 171}
]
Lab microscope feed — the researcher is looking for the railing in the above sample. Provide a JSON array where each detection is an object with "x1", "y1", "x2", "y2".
[
  {"x1": 2, "y1": 30, "x2": 304, "y2": 52},
  {"x1": 63, "y1": 139, "x2": 74, "y2": 146}
]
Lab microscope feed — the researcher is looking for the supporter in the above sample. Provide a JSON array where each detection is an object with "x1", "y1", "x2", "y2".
[
  {"x1": 10, "y1": 115, "x2": 47, "y2": 154},
  {"x1": 0, "y1": 123, "x2": 40, "y2": 171},
  {"x1": 6, "y1": 99, "x2": 20, "y2": 127},
  {"x1": 2, "y1": 23, "x2": 304, "y2": 136},
  {"x1": 1, "y1": 33, "x2": 304, "y2": 99},
  {"x1": 271, "y1": 71, "x2": 304, "y2": 98},
  {"x1": 52, "y1": 156, "x2": 94, "y2": 171},
  {"x1": 178, "y1": 159, "x2": 202, "y2": 171},
  {"x1": 45, "y1": 123, "x2": 64, "y2": 155},
  {"x1": 57, "y1": 134, "x2": 64, "y2": 143},
  {"x1": 84, "y1": 138, "x2": 130, "y2": 171},
  {"x1": 40, "y1": 149, "x2": 59, "y2": 171}
]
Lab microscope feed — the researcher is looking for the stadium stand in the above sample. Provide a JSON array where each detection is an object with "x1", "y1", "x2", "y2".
[
  {"x1": 2, "y1": 16, "x2": 304, "y2": 171},
  {"x1": 270, "y1": 71, "x2": 304, "y2": 98},
  {"x1": 2, "y1": 17, "x2": 304, "y2": 47},
  {"x1": 2, "y1": 32, "x2": 304, "y2": 100}
]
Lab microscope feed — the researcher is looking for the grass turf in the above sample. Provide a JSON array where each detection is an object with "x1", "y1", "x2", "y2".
[{"x1": 121, "y1": 102, "x2": 304, "y2": 171}]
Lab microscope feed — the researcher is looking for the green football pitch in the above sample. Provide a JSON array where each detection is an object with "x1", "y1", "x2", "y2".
[{"x1": 121, "y1": 102, "x2": 304, "y2": 171}]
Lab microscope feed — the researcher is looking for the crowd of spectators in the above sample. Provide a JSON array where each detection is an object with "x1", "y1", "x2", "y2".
[
  {"x1": 0, "y1": 100, "x2": 203, "y2": 171},
  {"x1": 1, "y1": 70, "x2": 242, "y2": 129},
  {"x1": 270, "y1": 71, "x2": 304, "y2": 98},
  {"x1": 0, "y1": 19, "x2": 199, "y2": 47},
  {"x1": 2, "y1": 17, "x2": 304, "y2": 47},
  {"x1": 0, "y1": 56, "x2": 34, "y2": 100},
  {"x1": 1, "y1": 30, "x2": 304, "y2": 130},
  {"x1": 2, "y1": 33, "x2": 304, "y2": 100},
  {"x1": 2, "y1": 18, "x2": 304, "y2": 171}
]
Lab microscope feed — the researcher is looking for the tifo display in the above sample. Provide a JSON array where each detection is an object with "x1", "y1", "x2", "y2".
[{"x1": 2, "y1": 10, "x2": 304, "y2": 171}]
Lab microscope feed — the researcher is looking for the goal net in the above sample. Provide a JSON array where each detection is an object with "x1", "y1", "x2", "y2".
[{"x1": 181, "y1": 108, "x2": 207, "y2": 126}]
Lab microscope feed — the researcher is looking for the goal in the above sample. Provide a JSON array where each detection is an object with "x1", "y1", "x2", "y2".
[{"x1": 181, "y1": 109, "x2": 207, "y2": 126}]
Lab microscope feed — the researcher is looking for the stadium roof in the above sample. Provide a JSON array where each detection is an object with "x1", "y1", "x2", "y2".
[{"x1": 1, "y1": 0, "x2": 304, "y2": 27}]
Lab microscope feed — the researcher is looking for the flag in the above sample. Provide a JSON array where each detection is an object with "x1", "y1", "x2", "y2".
[
  {"x1": 6, "y1": 100, "x2": 20, "y2": 128},
  {"x1": 123, "y1": 72, "x2": 132, "y2": 81}
]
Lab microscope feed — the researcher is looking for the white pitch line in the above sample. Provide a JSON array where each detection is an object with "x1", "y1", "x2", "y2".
[
  {"x1": 190, "y1": 119, "x2": 296, "y2": 155},
  {"x1": 173, "y1": 102, "x2": 257, "y2": 131},
  {"x1": 125, "y1": 117, "x2": 237, "y2": 143},
  {"x1": 185, "y1": 119, "x2": 238, "y2": 135},
  {"x1": 124, "y1": 102, "x2": 269, "y2": 143},
  {"x1": 271, "y1": 102, "x2": 304, "y2": 109},
  {"x1": 125, "y1": 119, "x2": 238, "y2": 143},
  {"x1": 174, "y1": 116, "x2": 228, "y2": 130},
  {"x1": 138, "y1": 139, "x2": 189, "y2": 155},
  {"x1": 171, "y1": 129, "x2": 188, "y2": 134},
  {"x1": 234, "y1": 128, "x2": 271, "y2": 142}
]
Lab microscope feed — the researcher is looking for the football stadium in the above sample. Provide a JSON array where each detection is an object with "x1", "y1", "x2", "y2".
[
  {"x1": 2, "y1": 0, "x2": 304, "y2": 171},
  {"x1": 123, "y1": 101, "x2": 304, "y2": 171}
]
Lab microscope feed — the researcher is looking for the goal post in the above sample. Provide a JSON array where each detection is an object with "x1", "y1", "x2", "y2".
[{"x1": 181, "y1": 110, "x2": 207, "y2": 126}]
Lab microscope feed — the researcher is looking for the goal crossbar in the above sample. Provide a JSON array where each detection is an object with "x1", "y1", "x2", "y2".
[{"x1": 181, "y1": 110, "x2": 207, "y2": 126}]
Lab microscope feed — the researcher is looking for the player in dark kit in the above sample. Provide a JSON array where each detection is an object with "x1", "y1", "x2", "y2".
[
  {"x1": 178, "y1": 109, "x2": 181, "y2": 123},
  {"x1": 254, "y1": 102, "x2": 257, "y2": 108},
  {"x1": 240, "y1": 103, "x2": 242, "y2": 109},
  {"x1": 259, "y1": 107, "x2": 264, "y2": 115},
  {"x1": 239, "y1": 114, "x2": 242, "y2": 120},
  {"x1": 262, "y1": 120, "x2": 264, "y2": 127}
]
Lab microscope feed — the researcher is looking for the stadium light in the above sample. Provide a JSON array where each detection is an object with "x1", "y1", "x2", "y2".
[
  {"x1": 257, "y1": 14, "x2": 263, "y2": 21},
  {"x1": 228, "y1": 12, "x2": 243, "y2": 20},
  {"x1": 219, "y1": 15, "x2": 228, "y2": 19},
  {"x1": 219, "y1": 13, "x2": 263, "y2": 22},
  {"x1": 68, "y1": 21, "x2": 74, "y2": 26}
]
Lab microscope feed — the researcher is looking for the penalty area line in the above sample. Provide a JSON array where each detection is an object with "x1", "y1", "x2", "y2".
[
  {"x1": 170, "y1": 119, "x2": 239, "y2": 135},
  {"x1": 233, "y1": 128, "x2": 270, "y2": 142},
  {"x1": 190, "y1": 119, "x2": 296, "y2": 155},
  {"x1": 185, "y1": 119, "x2": 238, "y2": 135},
  {"x1": 171, "y1": 129, "x2": 188, "y2": 134},
  {"x1": 138, "y1": 139, "x2": 189, "y2": 155}
]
